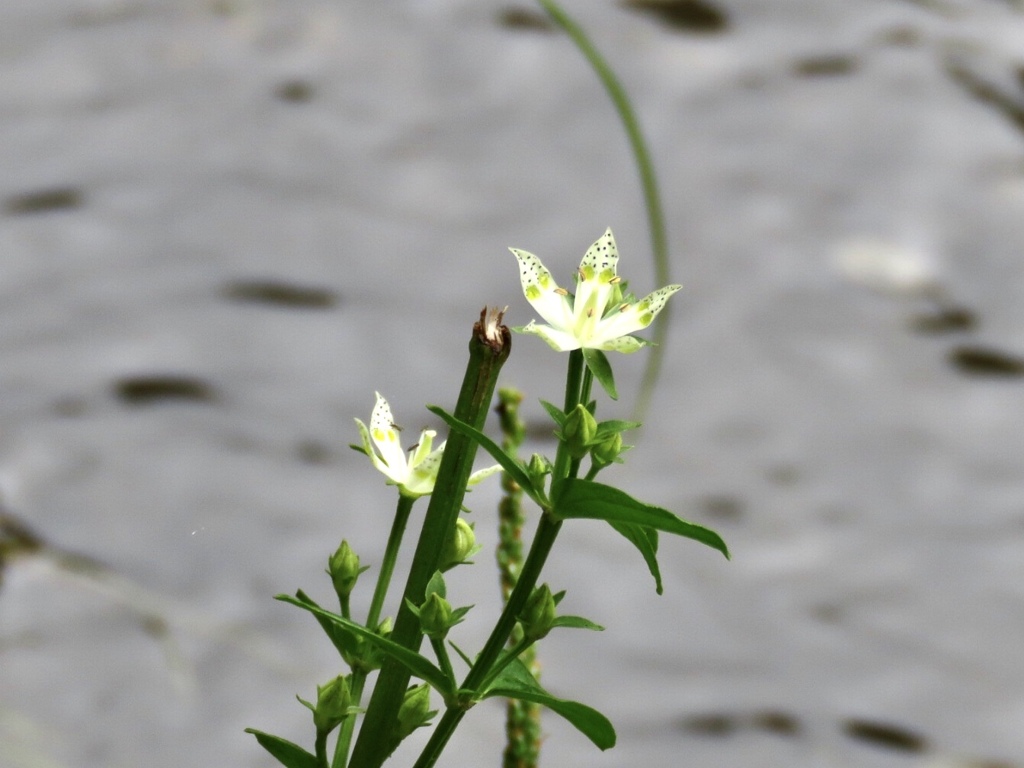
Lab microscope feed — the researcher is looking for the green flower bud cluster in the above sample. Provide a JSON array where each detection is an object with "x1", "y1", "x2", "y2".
[{"x1": 547, "y1": 401, "x2": 637, "y2": 468}]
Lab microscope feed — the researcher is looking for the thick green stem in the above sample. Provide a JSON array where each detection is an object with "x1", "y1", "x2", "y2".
[
  {"x1": 348, "y1": 310, "x2": 511, "y2": 768},
  {"x1": 411, "y1": 351, "x2": 588, "y2": 768},
  {"x1": 332, "y1": 494, "x2": 417, "y2": 768}
]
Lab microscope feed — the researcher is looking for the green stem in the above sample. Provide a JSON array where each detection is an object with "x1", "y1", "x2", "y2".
[
  {"x1": 315, "y1": 730, "x2": 330, "y2": 768},
  {"x1": 411, "y1": 517, "x2": 562, "y2": 768},
  {"x1": 431, "y1": 636, "x2": 456, "y2": 690},
  {"x1": 481, "y1": 637, "x2": 534, "y2": 693},
  {"x1": 332, "y1": 494, "x2": 417, "y2": 768},
  {"x1": 332, "y1": 677, "x2": 365, "y2": 768},
  {"x1": 366, "y1": 495, "x2": 417, "y2": 631},
  {"x1": 536, "y1": 0, "x2": 672, "y2": 421},
  {"x1": 349, "y1": 310, "x2": 511, "y2": 768},
  {"x1": 411, "y1": 350, "x2": 588, "y2": 768},
  {"x1": 551, "y1": 350, "x2": 585, "y2": 482}
]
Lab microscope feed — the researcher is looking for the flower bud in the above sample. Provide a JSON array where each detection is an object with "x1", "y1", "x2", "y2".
[
  {"x1": 591, "y1": 432, "x2": 623, "y2": 466},
  {"x1": 519, "y1": 583, "x2": 557, "y2": 642},
  {"x1": 312, "y1": 675, "x2": 351, "y2": 734},
  {"x1": 439, "y1": 518, "x2": 476, "y2": 571},
  {"x1": 418, "y1": 592, "x2": 454, "y2": 640},
  {"x1": 396, "y1": 683, "x2": 434, "y2": 739},
  {"x1": 527, "y1": 453, "x2": 552, "y2": 484},
  {"x1": 328, "y1": 540, "x2": 362, "y2": 600},
  {"x1": 563, "y1": 404, "x2": 598, "y2": 460},
  {"x1": 360, "y1": 617, "x2": 392, "y2": 672}
]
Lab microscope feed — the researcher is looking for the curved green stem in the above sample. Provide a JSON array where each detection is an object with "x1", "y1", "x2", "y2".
[{"x1": 537, "y1": 0, "x2": 672, "y2": 421}]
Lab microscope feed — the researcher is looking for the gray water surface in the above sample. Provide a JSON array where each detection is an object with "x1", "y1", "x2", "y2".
[{"x1": 2, "y1": 1, "x2": 1024, "y2": 767}]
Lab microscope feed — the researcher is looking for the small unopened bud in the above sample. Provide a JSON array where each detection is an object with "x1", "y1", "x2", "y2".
[
  {"x1": 311, "y1": 675, "x2": 351, "y2": 734},
  {"x1": 527, "y1": 453, "x2": 552, "y2": 483},
  {"x1": 361, "y1": 617, "x2": 393, "y2": 672},
  {"x1": 328, "y1": 540, "x2": 362, "y2": 600},
  {"x1": 563, "y1": 404, "x2": 598, "y2": 460},
  {"x1": 519, "y1": 583, "x2": 557, "y2": 642},
  {"x1": 397, "y1": 683, "x2": 434, "y2": 739},
  {"x1": 418, "y1": 592, "x2": 454, "y2": 640},
  {"x1": 440, "y1": 518, "x2": 476, "y2": 571},
  {"x1": 591, "y1": 432, "x2": 623, "y2": 466}
]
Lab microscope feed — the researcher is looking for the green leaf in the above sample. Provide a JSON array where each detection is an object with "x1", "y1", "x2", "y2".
[
  {"x1": 594, "y1": 419, "x2": 641, "y2": 439},
  {"x1": 551, "y1": 615, "x2": 604, "y2": 631},
  {"x1": 294, "y1": 589, "x2": 360, "y2": 661},
  {"x1": 277, "y1": 594, "x2": 455, "y2": 697},
  {"x1": 581, "y1": 348, "x2": 617, "y2": 400},
  {"x1": 608, "y1": 521, "x2": 663, "y2": 594},
  {"x1": 480, "y1": 658, "x2": 616, "y2": 750},
  {"x1": 539, "y1": 399, "x2": 567, "y2": 427},
  {"x1": 550, "y1": 478, "x2": 729, "y2": 559},
  {"x1": 245, "y1": 729, "x2": 319, "y2": 768},
  {"x1": 449, "y1": 641, "x2": 475, "y2": 669},
  {"x1": 428, "y1": 405, "x2": 548, "y2": 508}
]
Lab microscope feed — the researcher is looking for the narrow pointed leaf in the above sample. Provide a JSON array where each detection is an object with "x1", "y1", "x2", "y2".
[
  {"x1": 245, "y1": 729, "x2": 319, "y2": 768},
  {"x1": 551, "y1": 615, "x2": 604, "y2": 631},
  {"x1": 539, "y1": 399, "x2": 567, "y2": 427},
  {"x1": 481, "y1": 658, "x2": 616, "y2": 750},
  {"x1": 427, "y1": 405, "x2": 547, "y2": 507},
  {"x1": 581, "y1": 348, "x2": 617, "y2": 400},
  {"x1": 594, "y1": 419, "x2": 642, "y2": 439},
  {"x1": 276, "y1": 594, "x2": 455, "y2": 696},
  {"x1": 449, "y1": 641, "x2": 474, "y2": 669},
  {"x1": 294, "y1": 589, "x2": 360, "y2": 660},
  {"x1": 551, "y1": 478, "x2": 729, "y2": 559},
  {"x1": 608, "y1": 521, "x2": 663, "y2": 594}
]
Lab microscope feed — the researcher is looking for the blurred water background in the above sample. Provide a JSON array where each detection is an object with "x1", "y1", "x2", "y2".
[{"x1": 2, "y1": 1, "x2": 1024, "y2": 767}]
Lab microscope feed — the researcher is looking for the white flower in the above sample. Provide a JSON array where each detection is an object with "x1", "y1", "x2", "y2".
[
  {"x1": 510, "y1": 228, "x2": 680, "y2": 353},
  {"x1": 354, "y1": 392, "x2": 500, "y2": 498}
]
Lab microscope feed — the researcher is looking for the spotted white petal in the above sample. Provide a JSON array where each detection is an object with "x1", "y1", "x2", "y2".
[
  {"x1": 595, "y1": 284, "x2": 681, "y2": 341},
  {"x1": 520, "y1": 320, "x2": 582, "y2": 352},
  {"x1": 369, "y1": 392, "x2": 409, "y2": 482},
  {"x1": 572, "y1": 228, "x2": 620, "y2": 340},
  {"x1": 408, "y1": 429, "x2": 437, "y2": 470},
  {"x1": 405, "y1": 445, "x2": 445, "y2": 496},
  {"x1": 510, "y1": 248, "x2": 574, "y2": 331},
  {"x1": 597, "y1": 334, "x2": 647, "y2": 353}
]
